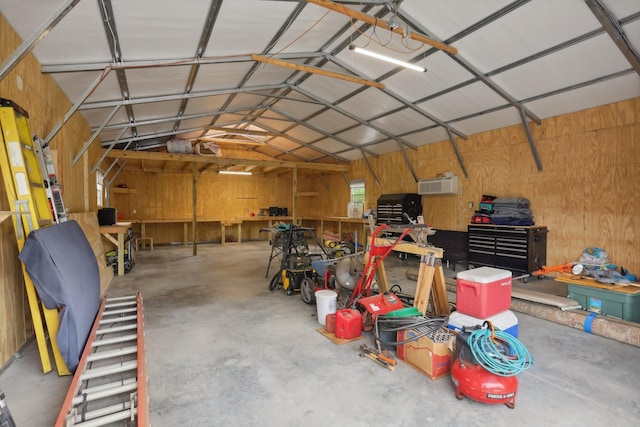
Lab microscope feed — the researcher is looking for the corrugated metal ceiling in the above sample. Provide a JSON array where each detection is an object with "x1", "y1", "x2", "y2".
[{"x1": 1, "y1": 0, "x2": 639, "y2": 175}]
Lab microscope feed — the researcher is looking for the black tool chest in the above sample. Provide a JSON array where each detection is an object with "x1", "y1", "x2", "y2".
[
  {"x1": 376, "y1": 193, "x2": 422, "y2": 226},
  {"x1": 467, "y1": 224, "x2": 548, "y2": 275}
]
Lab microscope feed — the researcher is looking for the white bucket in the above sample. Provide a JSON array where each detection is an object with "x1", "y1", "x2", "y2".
[{"x1": 315, "y1": 290, "x2": 337, "y2": 325}]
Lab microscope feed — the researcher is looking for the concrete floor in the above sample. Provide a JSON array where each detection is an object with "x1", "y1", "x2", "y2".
[{"x1": 1, "y1": 241, "x2": 639, "y2": 426}]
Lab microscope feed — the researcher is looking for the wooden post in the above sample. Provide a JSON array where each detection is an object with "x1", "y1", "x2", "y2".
[
  {"x1": 192, "y1": 160, "x2": 197, "y2": 256},
  {"x1": 292, "y1": 167, "x2": 298, "y2": 222}
]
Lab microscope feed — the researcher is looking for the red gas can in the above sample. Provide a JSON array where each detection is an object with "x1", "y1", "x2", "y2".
[{"x1": 335, "y1": 309, "x2": 362, "y2": 339}]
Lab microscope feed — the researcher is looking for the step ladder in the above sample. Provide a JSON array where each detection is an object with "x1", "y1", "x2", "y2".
[
  {"x1": 0, "y1": 98, "x2": 69, "y2": 375},
  {"x1": 56, "y1": 293, "x2": 149, "y2": 427}
]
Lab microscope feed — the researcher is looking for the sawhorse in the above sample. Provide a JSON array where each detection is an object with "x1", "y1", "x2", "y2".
[{"x1": 374, "y1": 238, "x2": 450, "y2": 316}]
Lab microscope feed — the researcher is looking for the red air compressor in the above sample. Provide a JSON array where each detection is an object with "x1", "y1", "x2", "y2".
[
  {"x1": 355, "y1": 292, "x2": 404, "y2": 331},
  {"x1": 450, "y1": 322, "x2": 532, "y2": 409},
  {"x1": 451, "y1": 358, "x2": 518, "y2": 409}
]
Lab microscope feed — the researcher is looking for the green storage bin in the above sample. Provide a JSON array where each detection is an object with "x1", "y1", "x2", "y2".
[{"x1": 567, "y1": 283, "x2": 640, "y2": 322}]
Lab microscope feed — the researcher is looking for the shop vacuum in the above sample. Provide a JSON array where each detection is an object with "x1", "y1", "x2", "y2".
[{"x1": 450, "y1": 322, "x2": 533, "y2": 409}]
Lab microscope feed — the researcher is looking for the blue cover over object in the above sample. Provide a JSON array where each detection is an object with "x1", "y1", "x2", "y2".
[{"x1": 19, "y1": 220, "x2": 100, "y2": 372}]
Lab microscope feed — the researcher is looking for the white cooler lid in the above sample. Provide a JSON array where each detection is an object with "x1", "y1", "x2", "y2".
[{"x1": 456, "y1": 266, "x2": 512, "y2": 283}]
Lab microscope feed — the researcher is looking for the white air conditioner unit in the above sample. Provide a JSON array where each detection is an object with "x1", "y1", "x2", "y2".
[{"x1": 418, "y1": 175, "x2": 458, "y2": 195}]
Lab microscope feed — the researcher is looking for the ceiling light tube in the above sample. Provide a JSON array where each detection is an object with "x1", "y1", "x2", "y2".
[
  {"x1": 219, "y1": 170, "x2": 252, "y2": 176},
  {"x1": 349, "y1": 45, "x2": 426, "y2": 72}
]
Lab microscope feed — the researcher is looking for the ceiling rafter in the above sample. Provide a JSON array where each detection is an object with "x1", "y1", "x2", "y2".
[
  {"x1": 172, "y1": 0, "x2": 223, "y2": 135},
  {"x1": 202, "y1": 1, "x2": 309, "y2": 135},
  {"x1": 585, "y1": 0, "x2": 640, "y2": 76},
  {"x1": 98, "y1": 0, "x2": 138, "y2": 140}
]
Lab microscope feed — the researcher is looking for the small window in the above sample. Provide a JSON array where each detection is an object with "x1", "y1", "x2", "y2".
[
  {"x1": 350, "y1": 180, "x2": 365, "y2": 205},
  {"x1": 96, "y1": 170, "x2": 104, "y2": 207}
]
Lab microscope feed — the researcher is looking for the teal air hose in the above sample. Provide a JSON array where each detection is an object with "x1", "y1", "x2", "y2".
[{"x1": 467, "y1": 327, "x2": 534, "y2": 377}]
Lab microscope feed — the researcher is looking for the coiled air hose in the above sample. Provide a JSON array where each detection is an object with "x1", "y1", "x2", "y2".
[{"x1": 467, "y1": 322, "x2": 534, "y2": 376}]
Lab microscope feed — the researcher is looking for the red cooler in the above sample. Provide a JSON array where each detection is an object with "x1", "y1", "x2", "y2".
[
  {"x1": 335, "y1": 309, "x2": 362, "y2": 339},
  {"x1": 456, "y1": 267, "x2": 512, "y2": 318}
]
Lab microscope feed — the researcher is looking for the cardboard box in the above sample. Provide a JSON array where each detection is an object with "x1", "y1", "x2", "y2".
[{"x1": 397, "y1": 329, "x2": 453, "y2": 380}]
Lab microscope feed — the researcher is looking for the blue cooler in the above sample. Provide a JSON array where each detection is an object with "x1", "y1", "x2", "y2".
[{"x1": 447, "y1": 310, "x2": 518, "y2": 338}]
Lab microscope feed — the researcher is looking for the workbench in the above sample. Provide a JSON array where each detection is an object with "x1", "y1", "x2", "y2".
[
  {"x1": 99, "y1": 222, "x2": 131, "y2": 276},
  {"x1": 299, "y1": 216, "x2": 370, "y2": 247}
]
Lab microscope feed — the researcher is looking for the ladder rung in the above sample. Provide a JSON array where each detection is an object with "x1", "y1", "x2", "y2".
[
  {"x1": 96, "y1": 323, "x2": 137, "y2": 335},
  {"x1": 70, "y1": 407, "x2": 137, "y2": 427},
  {"x1": 70, "y1": 401, "x2": 133, "y2": 424},
  {"x1": 102, "y1": 307, "x2": 136, "y2": 316},
  {"x1": 75, "y1": 377, "x2": 137, "y2": 397},
  {"x1": 92, "y1": 334, "x2": 137, "y2": 348},
  {"x1": 104, "y1": 301, "x2": 136, "y2": 309},
  {"x1": 87, "y1": 345, "x2": 137, "y2": 362},
  {"x1": 106, "y1": 295, "x2": 138, "y2": 302},
  {"x1": 99, "y1": 314, "x2": 137, "y2": 324},
  {"x1": 72, "y1": 381, "x2": 137, "y2": 405},
  {"x1": 81, "y1": 360, "x2": 137, "y2": 381}
]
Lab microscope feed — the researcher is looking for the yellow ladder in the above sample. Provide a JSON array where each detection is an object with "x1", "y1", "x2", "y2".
[{"x1": 0, "y1": 98, "x2": 70, "y2": 375}]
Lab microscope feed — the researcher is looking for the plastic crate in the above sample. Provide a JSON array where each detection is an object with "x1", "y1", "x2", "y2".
[{"x1": 567, "y1": 283, "x2": 640, "y2": 322}]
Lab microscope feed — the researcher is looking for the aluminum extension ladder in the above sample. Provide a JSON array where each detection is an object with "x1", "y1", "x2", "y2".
[{"x1": 56, "y1": 293, "x2": 149, "y2": 427}]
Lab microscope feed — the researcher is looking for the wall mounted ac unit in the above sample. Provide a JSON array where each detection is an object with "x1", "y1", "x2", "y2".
[{"x1": 418, "y1": 175, "x2": 459, "y2": 195}]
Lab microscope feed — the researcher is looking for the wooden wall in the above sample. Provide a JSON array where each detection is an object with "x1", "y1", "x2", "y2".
[
  {"x1": 1, "y1": 15, "x2": 102, "y2": 367},
  {"x1": 300, "y1": 98, "x2": 640, "y2": 274},
  {"x1": 112, "y1": 169, "x2": 296, "y2": 243}
]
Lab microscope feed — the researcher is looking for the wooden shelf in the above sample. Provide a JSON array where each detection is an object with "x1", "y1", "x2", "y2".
[
  {"x1": 297, "y1": 192, "x2": 319, "y2": 197},
  {"x1": 112, "y1": 188, "x2": 137, "y2": 194}
]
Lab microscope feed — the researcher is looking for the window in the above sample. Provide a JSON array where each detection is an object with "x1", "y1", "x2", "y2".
[
  {"x1": 96, "y1": 170, "x2": 104, "y2": 207},
  {"x1": 350, "y1": 180, "x2": 365, "y2": 205}
]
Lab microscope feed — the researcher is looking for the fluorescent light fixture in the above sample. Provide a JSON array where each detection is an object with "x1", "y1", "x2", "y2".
[
  {"x1": 349, "y1": 45, "x2": 426, "y2": 73},
  {"x1": 219, "y1": 170, "x2": 252, "y2": 176}
]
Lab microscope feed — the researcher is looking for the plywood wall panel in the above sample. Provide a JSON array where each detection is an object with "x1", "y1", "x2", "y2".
[
  {"x1": 67, "y1": 213, "x2": 114, "y2": 296},
  {"x1": 0, "y1": 219, "x2": 27, "y2": 367},
  {"x1": 584, "y1": 98, "x2": 636, "y2": 131}
]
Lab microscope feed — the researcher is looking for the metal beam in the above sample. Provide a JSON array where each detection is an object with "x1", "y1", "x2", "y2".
[
  {"x1": 79, "y1": 84, "x2": 288, "y2": 110},
  {"x1": 0, "y1": 0, "x2": 82, "y2": 81},
  {"x1": 294, "y1": 86, "x2": 419, "y2": 152},
  {"x1": 173, "y1": 0, "x2": 224, "y2": 133},
  {"x1": 73, "y1": 105, "x2": 120, "y2": 164},
  {"x1": 44, "y1": 71, "x2": 109, "y2": 144},
  {"x1": 361, "y1": 152, "x2": 380, "y2": 187},
  {"x1": 98, "y1": 0, "x2": 137, "y2": 140},
  {"x1": 40, "y1": 52, "x2": 327, "y2": 73},
  {"x1": 585, "y1": 0, "x2": 640, "y2": 76},
  {"x1": 445, "y1": 128, "x2": 468, "y2": 179},
  {"x1": 519, "y1": 108, "x2": 542, "y2": 172},
  {"x1": 269, "y1": 106, "x2": 379, "y2": 158},
  {"x1": 91, "y1": 127, "x2": 127, "y2": 174},
  {"x1": 398, "y1": 6, "x2": 541, "y2": 126}
]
